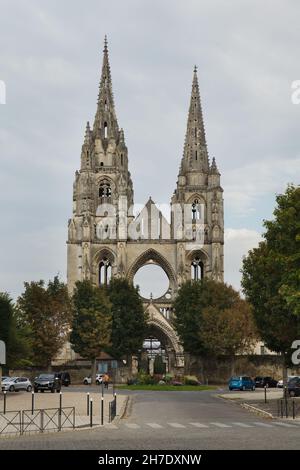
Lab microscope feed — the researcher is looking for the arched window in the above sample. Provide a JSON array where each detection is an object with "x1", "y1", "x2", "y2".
[
  {"x1": 104, "y1": 122, "x2": 108, "y2": 138},
  {"x1": 191, "y1": 257, "x2": 204, "y2": 280},
  {"x1": 99, "y1": 180, "x2": 112, "y2": 198},
  {"x1": 120, "y1": 154, "x2": 123, "y2": 165},
  {"x1": 191, "y1": 199, "x2": 201, "y2": 221},
  {"x1": 99, "y1": 258, "x2": 112, "y2": 286}
]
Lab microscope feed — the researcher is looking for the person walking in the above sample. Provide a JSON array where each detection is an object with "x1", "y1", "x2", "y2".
[{"x1": 104, "y1": 373, "x2": 109, "y2": 389}]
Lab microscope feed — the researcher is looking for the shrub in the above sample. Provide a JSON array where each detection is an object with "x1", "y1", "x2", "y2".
[{"x1": 184, "y1": 375, "x2": 201, "y2": 385}]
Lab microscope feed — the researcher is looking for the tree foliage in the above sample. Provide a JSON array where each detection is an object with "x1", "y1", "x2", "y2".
[
  {"x1": 108, "y1": 278, "x2": 147, "y2": 360},
  {"x1": 241, "y1": 185, "x2": 300, "y2": 362},
  {"x1": 0, "y1": 293, "x2": 33, "y2": 369},
  {"x1": 200, "y1": 299, "x2": 257, "y2": 357},
  {"x1": 17, "y1": 276, "x2": 72, "y2": 367},
  {"x1": 173, "y1": 279, "x2": 246, "y2": 356},
  {"x1": 70, "y1": 281, "x2": 112, "y2": 372}
]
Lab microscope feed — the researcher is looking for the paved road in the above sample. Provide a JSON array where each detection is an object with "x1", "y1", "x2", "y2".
[{"x1": 0, "y1": 390, "x2": 299, "y2": 450}]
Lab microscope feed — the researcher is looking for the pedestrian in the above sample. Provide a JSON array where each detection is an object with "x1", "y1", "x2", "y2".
[{"x1": 104, "y1": 373, "x2": 109, "y2": 389}]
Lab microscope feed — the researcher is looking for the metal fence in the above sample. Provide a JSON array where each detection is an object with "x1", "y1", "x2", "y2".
[
  {"x1": 277, "y1": 398, "x2": 300, "y2": 419},
  {"x1": 0, "y1": 411, "x2": 22, "y2": 435},
  {"x1": 109, "y1": 395, "x2": 117, "y2": 423},
  {"x1": 0, "y1": 407, "x2": 75, "y2": 436}
]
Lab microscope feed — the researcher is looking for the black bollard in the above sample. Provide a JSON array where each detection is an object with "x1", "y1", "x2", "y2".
[
  {"x1": 264, "y1": 386, "x2": 267, "y2": 404},
  {"x1": 101, "y1": 396, "x2": 104, "y2": 426},
  {"x1": 3, "y1": 391, "x2": 6, "y2": 414},
  {"x1": 59, "y1": 391, "x2": 62, "y2": 415},
  {"x1": 90, "y1": 399, "x2": 93, "y2": 427},
  {"x1": 31, "y1": 391, "x2": 35, "y2": 415},
  {"x1": 87, "y1": 392, "x2": 90, "y2": 416}
]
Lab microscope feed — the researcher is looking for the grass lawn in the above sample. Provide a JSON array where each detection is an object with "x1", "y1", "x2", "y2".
[{"x1": 116, "y1": 384, "x2": 216, "y2": 391}]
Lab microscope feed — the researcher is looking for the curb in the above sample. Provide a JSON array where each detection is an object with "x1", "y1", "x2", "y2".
[
  {"x1": 113, "y1": 395, "x2": 130, "y2": 424},
  {"x1": 241, "y1": 403, "x2": 273, "y2": 419}
]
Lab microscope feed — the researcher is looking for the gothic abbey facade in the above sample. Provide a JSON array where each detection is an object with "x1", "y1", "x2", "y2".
[{"x1": 67, "y1": 39, "x2": 224, "y2": 372}]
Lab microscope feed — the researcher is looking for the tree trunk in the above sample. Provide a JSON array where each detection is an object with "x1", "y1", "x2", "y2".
[
  {"x1": 230, "y1": 356, "x2": 235, "y2": 377},
  {"x1": 91, "y1": 358, "x2": 97, "y2": 384}
]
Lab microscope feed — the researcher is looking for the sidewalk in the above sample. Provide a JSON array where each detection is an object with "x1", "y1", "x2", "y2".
[
  {"x1": 218, "y1": 389, "x2": 300, "y2": 421},
  {"x1": 0, "y1": 390, "x2": 127, "y2": 432}
]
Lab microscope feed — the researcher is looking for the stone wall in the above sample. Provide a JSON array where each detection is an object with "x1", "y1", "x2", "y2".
[{"x1": 185, "y1": 354, "x2": 300, "y2": 384}]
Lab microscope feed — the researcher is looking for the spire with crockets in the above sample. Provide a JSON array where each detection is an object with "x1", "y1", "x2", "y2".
[
  {"x1": 93, "y1": 36, "x2": 119, "y2": 141},
  {"x1": 180, "y1": 66, "x2": 209, "y2": 175}
]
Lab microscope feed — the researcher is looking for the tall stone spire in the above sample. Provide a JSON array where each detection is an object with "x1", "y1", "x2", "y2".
[
  {"x1": 93, "y1": 36, "x2": 119, "y2": 141},
  {"x1": 180, "y1": 66, "x2": 209, "y2": 174}
]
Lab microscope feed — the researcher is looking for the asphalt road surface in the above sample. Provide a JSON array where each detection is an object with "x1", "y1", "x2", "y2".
[{"x1": 0, "y1": 389, "x2": 299, "y2": 450}]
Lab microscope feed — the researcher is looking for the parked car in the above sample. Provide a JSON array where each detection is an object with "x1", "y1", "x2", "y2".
[
  {"x1": 83, "y1": 374, "x2": 104, "y2": 385},
  {"x1": 277, "y1": 376, "x2": 300, "y2": 388},
  {"x1": 228, "y1": 376, "x2": 255, "y2": 391},
  {"x1": 56, "y1": 371, "x2": 71, "y2": 387},
  {"x1": 255, "y1": 376, "x2": 278, "y2": 388},
  {"x1": 34, "y1": 373, "x2": 61, "y2": 393},
  {"x1": 2, "y1": 377, "x2": 32, "y2": 392},
  {"x1": 288, "y1": 377, "x2": 300, "y2": 397},
  {"x1": 1, "y1": 376, "x2": 9, "y2": 383}
]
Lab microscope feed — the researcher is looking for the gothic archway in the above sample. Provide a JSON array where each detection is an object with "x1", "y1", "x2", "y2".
[{"x1": 127, "y1": 249, "x2": 177, "y2": 284}]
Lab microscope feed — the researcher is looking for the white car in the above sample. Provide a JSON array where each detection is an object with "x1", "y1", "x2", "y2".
[
  {"x1": 1, "y1": 376, "x2": 32, "y2": 392},
  {"x1": 83, "y1": 374, "x2": 104, "y2": 385},
  {"x1": 277, "y1": 376, "x2": 300, "y2": 388}
]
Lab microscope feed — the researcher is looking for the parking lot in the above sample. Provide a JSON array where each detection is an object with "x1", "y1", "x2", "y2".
[{"x1": 0, "y1": 386, "x2": 127, "y2": 429}]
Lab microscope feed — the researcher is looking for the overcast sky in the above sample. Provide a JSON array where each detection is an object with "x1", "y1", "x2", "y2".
[{"x1": 0, "y1": 0, "x2": 299, "y2": 299}]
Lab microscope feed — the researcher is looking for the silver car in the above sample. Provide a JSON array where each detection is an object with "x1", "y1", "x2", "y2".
[{"x1": 1, "y1": 376, "x2": 32, "y2": 392}]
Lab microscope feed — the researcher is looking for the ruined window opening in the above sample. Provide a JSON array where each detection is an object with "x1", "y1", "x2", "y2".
[
  {"x1": 191, "y1": 258, "x2": 204, "y2": 280},
  {"x1": 191, "y1": 199, "x2": 201, "y2": 221},
  {"x1": 99, "y1": 258, "x2": 111, "y2": 286},
  {"x1": 195, "y1": 150, "x2": 197, "y2": 160},
  {"x1": 120, "y1": 154, "x2": 123, "y2": 165},
  {"x1": 99, "y1": 180, "x2": 112, "y2": 198},
  {"x1": 104, "y1": 122, "x2": 108, "y2": 138}
]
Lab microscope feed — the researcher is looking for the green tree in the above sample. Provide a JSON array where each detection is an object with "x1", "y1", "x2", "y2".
[
  {"x1": 241, "y1": 185, "x2": 300, "y2": 381},
  {"x1": 200, "y1": 299, "x2": 257, "y2": 374},
  {"x1": 17, "y1": 276, "x2": 72, "y2": 368},
  {"x1": 70, "y1": 281, "x2": 112, "y2": 379},
  {"x1": 0, "y1": 293, "x2": 32, "y2": 369},
  {"x1": 173, "y1": 279, "x2": 240, "y2": 356},
  {"x1": 108, "y1": 278, "x2": 147, "y2": 363}
]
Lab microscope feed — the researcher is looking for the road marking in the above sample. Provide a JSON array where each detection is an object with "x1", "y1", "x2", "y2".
[
  {"x1": 273, "y1": 422, "x2": 297, "y2": 428},
  {"x1": 210, "y1": 422, "x2": 232, "y2": 428},
  {"x1": 167, "y1": 422, "x2": 186, "y2": 428},
  {"x1": 190, "y1": 422, "x2": 209, "y2": 428},
  {"x1": 146, "y1": 423, "x2": 163, "y2": 429},
  {"x1": 231, "y1": 422, "x2": 253, "y2": 428},
  {"x1": 125, "y1": 423, "x2": 140, "y2": 429},
  {"x1": 253, "y1": 422, "x2": 274, "y2": 428}
]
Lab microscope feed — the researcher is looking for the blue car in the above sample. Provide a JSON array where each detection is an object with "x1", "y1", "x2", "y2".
[{"x1": 228, "y1": 376, "x2": 255, "y2": 391}]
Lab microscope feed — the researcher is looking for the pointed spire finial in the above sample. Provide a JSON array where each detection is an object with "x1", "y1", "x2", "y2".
[
  {"x1": 93, "y1": 36, "x2": 119, "y2": 139},
  {"x1": 180, "y1": 67, "x2": 209, "y2": 174},
  {"x1": 104, "y1": 35, "x2": 108, "y2": 52}
]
